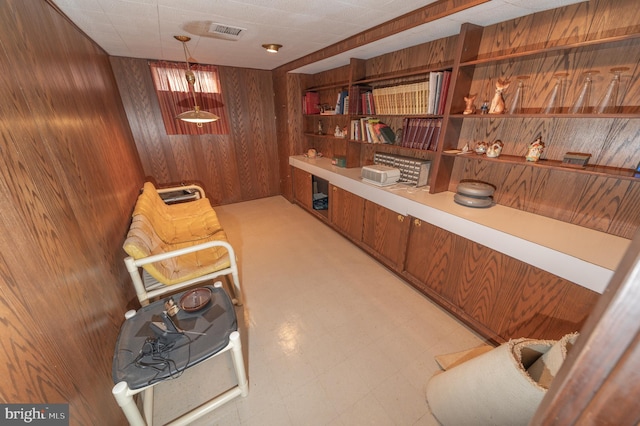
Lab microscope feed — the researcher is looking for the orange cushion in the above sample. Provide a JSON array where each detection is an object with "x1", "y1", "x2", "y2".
[{"x1": 132, "y1": 182, "x2": 223, "y2": 244}]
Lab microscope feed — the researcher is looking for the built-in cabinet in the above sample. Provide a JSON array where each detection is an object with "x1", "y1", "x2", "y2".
[
  {"x1": 293, "y1": 175, "x2": 600, "y2": 343},
  {"x1": 403, "y1": 219, "x2": 598, "y2": 342},
  {"x1": 289, "y1": 0, "x2": 638, "y2": 343},
  {"x1": 293, "y1": 171, "x2": 599, "y2": 342},
  {"x1": 296, "y1": 0, "x2": 640, "y2": 240}
]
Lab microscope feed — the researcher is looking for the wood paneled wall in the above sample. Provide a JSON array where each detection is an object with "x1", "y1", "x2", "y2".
[
  {"x1": 111, "y1": 57, "x2": 280, "y2": 206},
  {"x1": 0, "y1": 1, "x2": 144, "y2": 424}
]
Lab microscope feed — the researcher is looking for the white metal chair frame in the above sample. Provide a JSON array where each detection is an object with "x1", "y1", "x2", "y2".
[{"x1": 124, "y1": 240, "x2": 242, "y2": 307}]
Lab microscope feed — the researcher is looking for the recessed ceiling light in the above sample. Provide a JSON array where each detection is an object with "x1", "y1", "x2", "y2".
[{"x1": 262, "y1": 44, "x2": 282, "y2": 53}]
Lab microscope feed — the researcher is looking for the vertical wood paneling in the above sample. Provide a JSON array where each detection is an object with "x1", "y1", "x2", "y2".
[
  {"x1": 450, "y1": 157, "x2": 640, "y2": 239},
  {"x1": 0, "y1": 1, "x2": 144, "y2": 424},
  {"x1": 111, "y1": 58, "x2": 280, "y2": 206}
]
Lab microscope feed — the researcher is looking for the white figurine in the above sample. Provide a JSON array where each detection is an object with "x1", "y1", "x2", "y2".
[
  {"x1": 486, "y1": 140, "x2": 504, "y2": 158},
  {"x1": 474, "y1": 141, "x2": 488, "y2": 155}
]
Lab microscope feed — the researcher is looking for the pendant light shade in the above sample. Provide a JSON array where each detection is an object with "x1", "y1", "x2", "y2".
[
  {"x1": 174, "y1": 35, "x2": 219, "y2": 126},
  {"x1": 176, "y1": 106, "x2": 220, "y2": 123}
]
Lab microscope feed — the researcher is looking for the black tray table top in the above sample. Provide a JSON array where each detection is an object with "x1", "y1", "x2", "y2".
[{"x1": 112, "y1": 285, "x2": 237, "y2": 390}]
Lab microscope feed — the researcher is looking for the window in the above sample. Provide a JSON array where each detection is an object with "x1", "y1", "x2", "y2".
[{"x1": 149, "y1": 61, "x2": 229, "y2": 135}]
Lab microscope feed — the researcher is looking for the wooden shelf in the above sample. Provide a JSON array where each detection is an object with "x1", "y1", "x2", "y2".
[
  {"x1": 460, "y1": 33, "x2": 640, "y2": 67},
  {"x1": 449, "y1": 112, "x2": 640, "y2": 119},
  {"x1": 303, "y1": 132, "x2": 348, "y2": 141},
  {"x1": 352, "y1": 65, "x2": 454, "y2": 86},
  {"x1": 352, "y1": 114, "x2": 444, "y2": 119},
  {"x1": 445, "y1": 153, "x2": 640, "y2": 181},
  {"x1": 305, "y1": 81, "x2": 349, "y2": 92},
  {"x1": 294, "y1": 0, "x2": 640, "y2": 239}
]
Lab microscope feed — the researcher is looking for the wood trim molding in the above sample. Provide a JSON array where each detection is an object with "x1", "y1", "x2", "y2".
[{"x1": 275, "y1": 0, "x2": 489, "y2": 74}]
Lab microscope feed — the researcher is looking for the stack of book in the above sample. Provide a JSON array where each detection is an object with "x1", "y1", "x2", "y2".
[
  {"x1": 350, "y1": 118, "x2": 395, "y2": 144},
  {"x1": 400, "y1": 117, "x2": 442, "y2": 151},
  {"x1": 372, "y1": 81, "x2": 429, "y2": 115}
]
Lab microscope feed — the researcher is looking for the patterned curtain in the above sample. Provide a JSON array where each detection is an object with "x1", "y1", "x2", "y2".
[{"x1": 149, "y1": 61, "x2": 229, "y2": 135}]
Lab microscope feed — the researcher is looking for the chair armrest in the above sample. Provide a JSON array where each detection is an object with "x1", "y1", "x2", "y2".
[
  {"x1": 156, "y1": 184, "x2": 205, "y2": 203},
  {"x1": 129, "y1": 239, "x2": 235, "y2": 268}
]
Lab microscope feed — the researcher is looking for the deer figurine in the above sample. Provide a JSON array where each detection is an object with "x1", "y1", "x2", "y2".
[
  {"x1": 463, "y1": 94, "x2": 477, "y2": 114},
  {"x1": 489, "y1": 79, "x2": 510, "y2": 114}
]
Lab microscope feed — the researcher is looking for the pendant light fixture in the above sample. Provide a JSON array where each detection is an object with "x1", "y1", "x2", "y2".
[{"x1": 174, "y1": 35, "x2": 219, "y2": 126}]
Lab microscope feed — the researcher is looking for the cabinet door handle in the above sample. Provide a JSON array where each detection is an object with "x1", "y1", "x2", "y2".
[
  {"x1": 397, "y1": 215, "x2": 404, "y2": 222},
  {"x1": 414, "y1": 219, "x2": 421, "y2": 227},
  {"x1": 332, "y1": 187, "x2": 337, "y2": 191}
]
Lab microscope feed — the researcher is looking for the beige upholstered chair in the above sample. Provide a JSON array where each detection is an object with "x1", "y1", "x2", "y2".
[{"x1": 123, "y1": 182, "x2": 242, "y2": 306}]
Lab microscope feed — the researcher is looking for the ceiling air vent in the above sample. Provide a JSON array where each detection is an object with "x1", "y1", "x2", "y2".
[{"x1": 208, "y1": 23, "x2": 246, "y2": 40}]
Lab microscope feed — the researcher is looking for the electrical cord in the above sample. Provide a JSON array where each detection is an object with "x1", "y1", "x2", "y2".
[{"x1": 121, "y1": 332, "x2": 193, "y2": 386}]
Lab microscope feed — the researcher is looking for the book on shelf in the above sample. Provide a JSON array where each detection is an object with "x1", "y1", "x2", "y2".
[
  {"x1": 375, "y1": 123, "x2": 396, "y2": 144},
  {"x1": 428, "y1": 119, "x2": 443, "y2": 151},
  {"x1": 361, "y1": 91, "x2": 376, "y2": 115},
  {"x1": 371, "y1": 80, "x2": 429, "y2": 115},
  {"x1": 348, "y1": 85, "x2": 372, "y2": 115},
  {"x1": 428, "y1": 72, "x2": 447, "y2": 114},
  {"x1": 437, "y1": 71, "x2": 452, "y2": 115},
  {"x1": 401, "y1": 117, "x2": 443, "y2": 151},
  {"x1": 349, "y1": 117, "x2": 394, "y2": 144},
  {"x1": 418, "y1": 119, "x2": 435, "y2": 150},
  {"x1": 335, "y1": 90, "x2": 349, "y2": 114},
  {"x1": 402, "y1": 117, "x2": 418, "y2": 148},
  {"x1": 303, "y1": 91, "x2": 320, "y2": 115}
]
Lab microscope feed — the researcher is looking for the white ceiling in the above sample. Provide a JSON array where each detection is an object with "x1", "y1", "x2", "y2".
[{"x1": 53, "y1": 0, "x2": 585, "y2": 74}]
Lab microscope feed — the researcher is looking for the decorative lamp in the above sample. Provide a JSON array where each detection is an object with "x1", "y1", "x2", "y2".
[{"x1": 174, "y1": 35, "x2": 219, "y2": 126}]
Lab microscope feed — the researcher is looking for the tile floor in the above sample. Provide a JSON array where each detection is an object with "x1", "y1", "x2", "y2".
[{"x1": 153, "y1": 196, "x2": 486, "y2": 425}]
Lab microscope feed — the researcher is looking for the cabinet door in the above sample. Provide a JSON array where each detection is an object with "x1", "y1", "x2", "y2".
[
  {"x1": 329, "y1": 185, "x2": 364, "y2": 242},
  {"x1": 292, "y1": 167, "x2": 312, "y2": 211},
  {"x1": 362, "y1": 200, "x2": 409, "y2": 270},
  {"x1": 404, "y1": 219, "x2": 460, "y2": 303}
]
